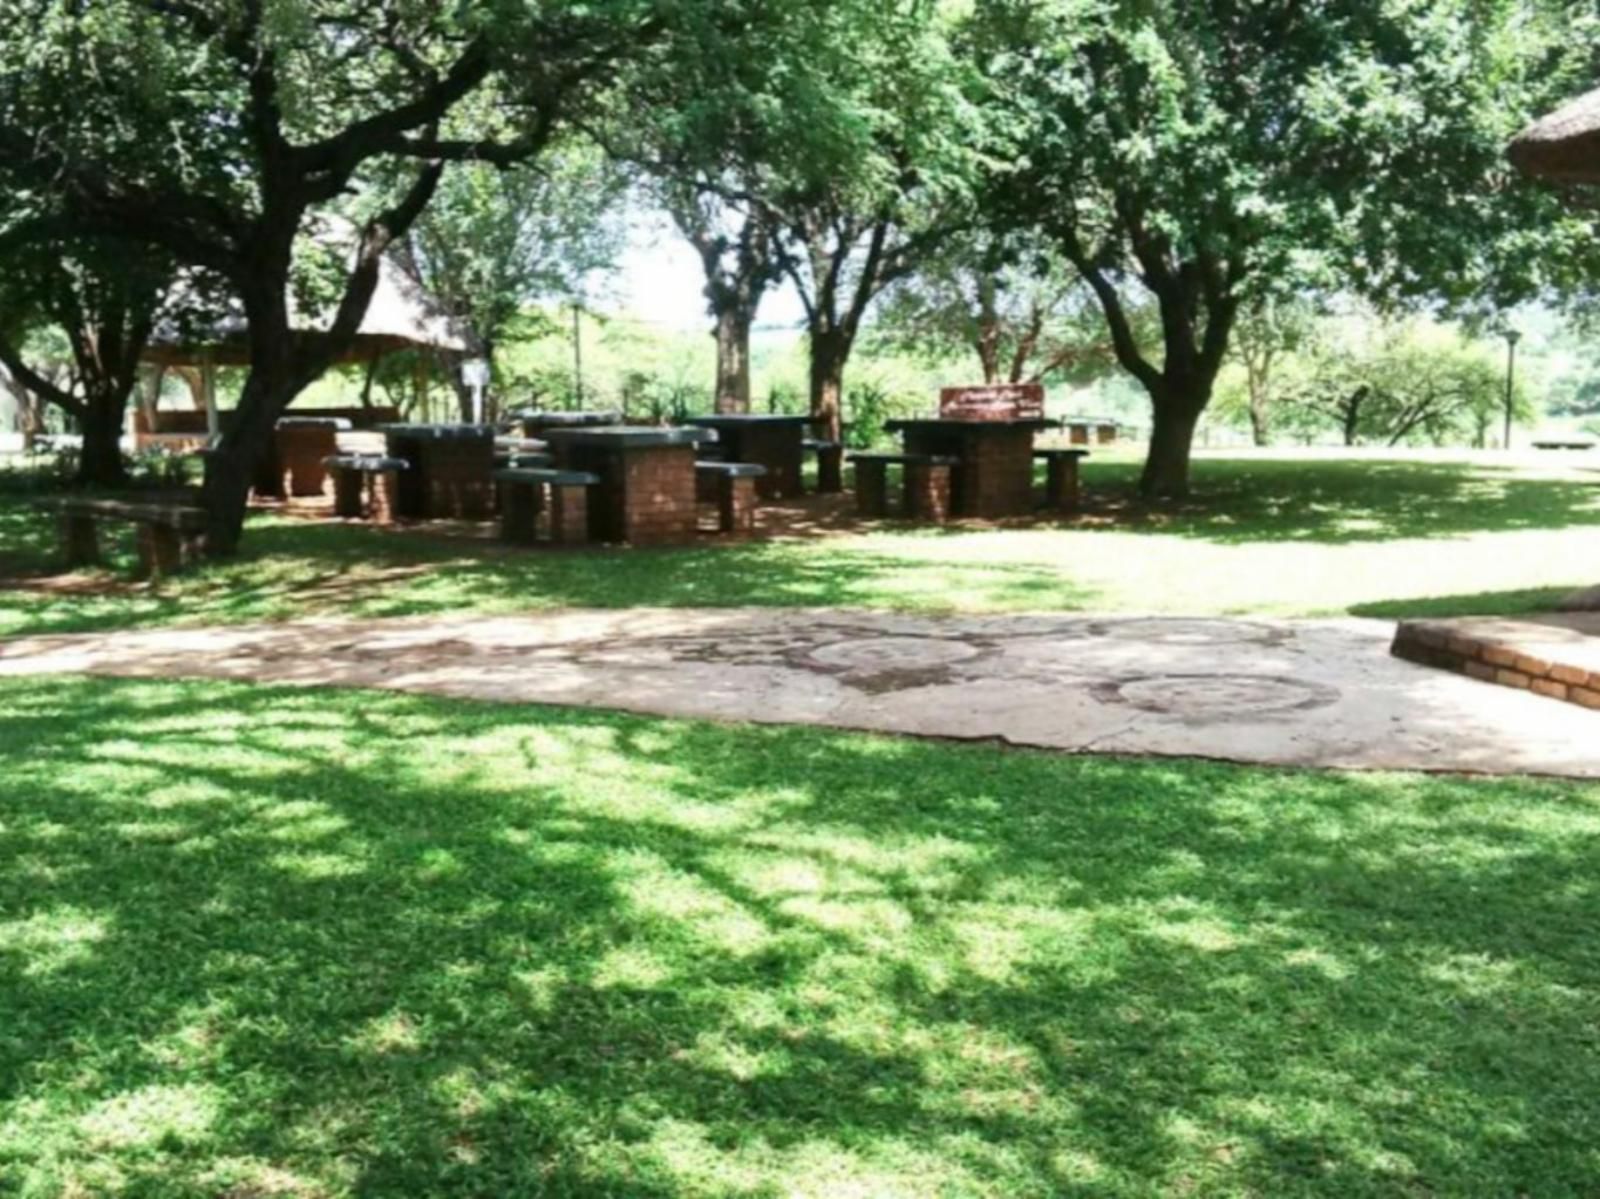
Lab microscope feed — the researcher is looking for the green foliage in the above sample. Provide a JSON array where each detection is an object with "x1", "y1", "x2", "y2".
[{"x1": 1275, "y1": 323, "x2": 1531, "y2": 448}]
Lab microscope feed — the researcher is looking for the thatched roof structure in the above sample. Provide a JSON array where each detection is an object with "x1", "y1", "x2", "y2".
[
  {"x1": 144, "y1": 251, "x2": 467, "y2": 369},
  {"x1": 1508, "y1": 87, "x2": 1600, "y2": 183}
]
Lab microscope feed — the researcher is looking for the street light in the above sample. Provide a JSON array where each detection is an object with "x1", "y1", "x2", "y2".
[{"x1": 1502, "y1": 329, "x2": 1522, "y2": 452}]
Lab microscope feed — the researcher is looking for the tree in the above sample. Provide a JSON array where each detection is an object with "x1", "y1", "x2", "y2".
[
  {"x1": 1226, "y1": 300, "x2": 1318, "y2": 447},
  {"x1": 0, "y1": 1, "x2": 722, "y2": 554},
  {"x1": 663, "y1": 185, "x2": 782, "y2": 413},
  {"x1": 1281, "y1": 326, "x2": 1528, "y2": 447},
  {"x1": 400, "y1": 138, "x2": 628, "y2": 421},
  {"x1": 872, "y1": 231, "x2": 1139, "y2": 385},
  {"x1": 0, "y1": 239, "x2": 176, "y2": 485},
  {"x1": 974, "y1": 0, "x2": 1600, "y2": 496}
]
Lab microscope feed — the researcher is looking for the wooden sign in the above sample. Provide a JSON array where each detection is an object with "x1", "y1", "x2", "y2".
[{"x1": 939, "y1": 383, "x2": 1046, "y2": 421}]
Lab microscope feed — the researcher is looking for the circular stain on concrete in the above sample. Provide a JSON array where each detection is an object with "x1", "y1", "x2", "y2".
[
  {"x1": 1089, "y1": 618, "x2": 1289, "y2": 647},
  {"x1": 806, "y1": 636, "x2": 982, "y2": 675},
  {"x1": 1093, "y1": 673, "x2": 1339, "y2": 720}
]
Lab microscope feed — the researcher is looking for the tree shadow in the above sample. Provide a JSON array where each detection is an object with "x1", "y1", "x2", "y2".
[{"x1": 4, "y1": 676, "x2": 1599, "y2": 1196}]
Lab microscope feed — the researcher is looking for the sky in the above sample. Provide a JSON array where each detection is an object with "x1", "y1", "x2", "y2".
[{"x1": 603, "y1": 211, "x2": 808, "y2": 335}]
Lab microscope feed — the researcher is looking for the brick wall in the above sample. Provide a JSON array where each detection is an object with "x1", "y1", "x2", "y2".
[{"x1": 1392, "y1": 621, "x2": 1600, "y2": 711}]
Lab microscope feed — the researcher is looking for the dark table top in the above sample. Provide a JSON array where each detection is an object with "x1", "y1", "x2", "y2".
[
  {"x1": 688, "y1": 414, "x2": 813, "y2": 427},
  {"x1": 380, "y1": 424, "x2": 496, "y2": 440},
  {"x1": 545, "y1": 425, "x2": 710, "y2": 449},
  {"x1": 885, "y1": 417, "x2": 1058, "y2": 433},
  {"x1": 511, "y1": 410, "x2": 623, "y2": 428}
]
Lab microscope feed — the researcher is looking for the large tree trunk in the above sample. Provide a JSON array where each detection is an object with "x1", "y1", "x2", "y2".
[
  {"x1": 76, "y1": 391, "x2": 129, "y2": 487},
  {"x1": 809, "y1": 329, "x2": 849, "y2": 442},
  {"x1": 714, "y1": 307, "x2": 754, "y2": 413},
  {"x1": 1139, "y1": 386, "x2": 1208, "y2": 499}
]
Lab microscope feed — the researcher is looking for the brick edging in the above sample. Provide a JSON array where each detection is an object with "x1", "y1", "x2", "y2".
[{"x1": 1391, "y1": 620, "x2": 1600, "y2": 710}]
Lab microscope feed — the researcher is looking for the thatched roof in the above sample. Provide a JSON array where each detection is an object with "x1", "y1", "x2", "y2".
[
  {"x1": 144, "y1": 250, "x2": 467, "y2": 369},
  {"x1": 1508, "y1": 87, "x2": 1600, "y2": 183}
]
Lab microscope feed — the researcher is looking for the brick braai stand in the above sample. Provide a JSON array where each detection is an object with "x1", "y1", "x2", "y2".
[
  {"x1": 687, "y1": 414, "x2": 810, "y2": 499},
  {"x1": 545, "y1": 427, "x2": 703, "y2": 546},
  {"x1": 380, "y1": 425, "x2": 496, "y2": 520},
  {"x1": 884, "y1": 418, "x2": 1053, "y2": 519}
]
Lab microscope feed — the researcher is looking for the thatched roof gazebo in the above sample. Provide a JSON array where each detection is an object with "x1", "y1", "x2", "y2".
[
  {"x1": 1509, "y1": 87, "x2": 1600, "y2": 184},
  {"x1": 1510, "y1": 88, "x2": 1600, "y2": 611},
  {"x1": 142, "y1": 248, "x2": 467, "y2": 438}
]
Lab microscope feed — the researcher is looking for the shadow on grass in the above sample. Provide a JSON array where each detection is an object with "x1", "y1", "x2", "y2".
[
  {"x1": 0, "y1": 512, "x2": 1105, "y2": 637},
  {"x1": 3, "y1": 676, "x2": 1600, "y2": 1197},
  {"x1": 1076, "y1": 457, "x2": 1600, "y2": 545}
]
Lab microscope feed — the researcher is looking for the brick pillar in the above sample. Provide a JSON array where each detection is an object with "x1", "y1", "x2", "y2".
[
  {"x1": 276, "y1": 427, "x2": 336, "y2": 497},
  {"x1": 718, "y1": 476, "x2": 758, "y2": 533},
  {"x1": 550, "y1": 484, "x2": 590, "y2": 545},
  {"x1": 135, "y1": 523, "x2": 185, "y2": 579},
  {"x1": 332, "y1": 468, "x2": 364, "y2": 518},
  {"x1": 370, "y1": 470, "x2": 401, "y2": 526},
  {"x1": 1045, "y1": 456, "x2": 1081, "y2": 511},
  {"x1": 854, "y1": 461, "x2": 889, "y2": 516},
  {"x1": 906, "y1": 463, "x2": 952, "y2": 523},
  {"x1": 816, "y1": 444, "x2": 844, "y2": 493},
  {"x1": 59, "y1": 513, "x2": 100, "y2": 567},
  {"x1": 500, "y1": 481, "x2": 543, "y2": 544}
]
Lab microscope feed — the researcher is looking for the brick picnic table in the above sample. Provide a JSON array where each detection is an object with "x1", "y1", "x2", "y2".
[
  {"x1": 511, "y1": 409, "x2": 623, "y2": 438},
  {"x1": 685, "y1": 414, "x2": 810, "y2": 499},
  {"x1": 884, "y1": 418, "x2": 1057, "y2": 518},
  {"x1": 380, "y1": 424, "x2": 496, "y2": 520},
  {"x1": 545, "y1": 426, "x2": 709, "y2": 546}
]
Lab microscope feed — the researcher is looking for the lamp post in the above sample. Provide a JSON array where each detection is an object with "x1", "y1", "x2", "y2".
[{"x1": 1503, "y1": 329, "x2": 1522, "y2": 452}]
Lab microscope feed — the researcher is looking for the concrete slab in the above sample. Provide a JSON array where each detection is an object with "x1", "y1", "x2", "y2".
[{"x1": 2, "y1": 610, "x2": 1596, "y2": 778}]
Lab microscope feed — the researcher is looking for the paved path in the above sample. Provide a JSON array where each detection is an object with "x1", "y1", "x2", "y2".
[{"x1": 2, "y1": 609, "x2": 1596, "y2": 777}]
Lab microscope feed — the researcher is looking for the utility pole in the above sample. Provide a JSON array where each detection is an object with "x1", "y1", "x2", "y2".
[
  {"x1": 572, "y1": 302, "x2": 584, "y2": 407},
  {"x1": 1503, "y1": 329, "x2": 1521, "y2": 451}
]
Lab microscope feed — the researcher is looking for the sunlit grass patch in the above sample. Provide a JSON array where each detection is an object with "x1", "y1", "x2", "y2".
[{"x1": 2, "y1": 676, "x2": 1599, "y2": 1195}]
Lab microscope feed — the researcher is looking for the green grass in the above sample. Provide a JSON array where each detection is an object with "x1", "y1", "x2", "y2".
[
  {"x1": 2, "y1": 675, "x2": 1598, "y2": 1197},
  {"x1": 3, "y1": 453, "x2": 1598, "y2": 636}
]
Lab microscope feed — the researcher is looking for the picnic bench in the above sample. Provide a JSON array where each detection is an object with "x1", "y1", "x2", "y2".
[
  {"x1": 848, "y1": 452, "x2": 960, "y2": 522},
  {"x1": 696, "y1": 461, "x2": 768, "y2": 533},
  {"x1": 494, "y1": 466, "x2": 599, "y2": 546},
  {"x1": 1532, "y1": 439, "x2": 1596, "y2": 451},
  {"x1": 323, "y1": 454, "x2": 408, "y2": 524},
  {"x1": 1034, "y1": 447, "x2": 1090, "y2": 511},
  {"x1": 40, "y1": 495, "x2": 207, "y2": 578}
]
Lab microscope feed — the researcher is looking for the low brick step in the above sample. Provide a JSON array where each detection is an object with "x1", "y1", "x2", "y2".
[{"x1": 1392, "y1": 614, "x2": 1600, "y2": 710}]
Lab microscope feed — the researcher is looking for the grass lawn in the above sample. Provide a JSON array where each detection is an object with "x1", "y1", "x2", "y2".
[
  {"x1": 2, "y1": 453, "x2": 1598, "y2": 636},
  {"x1": 2, "y1": 675, "x2": 1599, "y2": 1197}
]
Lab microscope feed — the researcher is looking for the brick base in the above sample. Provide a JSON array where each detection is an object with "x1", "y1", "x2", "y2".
[
  {"x1": 905, "y1": 463, "x2": 952, "y2": 522},
  {"x1": 1392, "y1": 618, "x2": 1600, "y2": 711},
  {"x1": 715, "y1": 476, "x2": 758, "y2": 534},
  {"x1": 550, "y1": 485, "x2": 590, "y2": 545},
  {"x1": 855, "y1": 460, "x2": 889, "y2": 517},
  {"x1": 815, "y1": 445, "x2": 844, "y2": 493},
  {"x1": 500, "y1": 480, "x2": 544, "y2": 545},
  {"x1": 1044, "y1": 457, "x2": 1081, "y2": 511}
]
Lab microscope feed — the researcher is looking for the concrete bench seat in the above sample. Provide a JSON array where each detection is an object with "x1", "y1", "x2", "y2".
[
  {"x1": 39, "y1": 495, "x2": 206, "y2": 578},
  {"x1": 1033, "y1": 447, "x2": 1090, "y2": 511},
  {"x1": 493, "y1": 467, "x2": 600, "y2": 545},
  {"x1": 847, "y1": 452, "x2": 960, "y2": 521},
  {"x1": 696, "y1": 460, "x2": 768, "y2": 533},
  {"x1": 322, "y1": 454, "x2": 408, "y2": 524},
  {"x1": 1532, "y1": 440, "x2": 1596, "y2": 451}
]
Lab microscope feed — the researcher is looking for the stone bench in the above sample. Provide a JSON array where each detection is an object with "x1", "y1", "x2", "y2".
[
  {"x1": 848, "y1": 452, "x2": 960, "y2": 521},
  {"x1": 39, "y1": 496, "x2": 207, "y2": 578},
  {"x1": 323, "y1": 454, "x2": 408, "y2": 524},
  {"x1": 804, "y1": 437, "x2": 845, "y2": 493},
  {"x1": 494, "y1": 467, "x2": 599, "y2": 545},
  {"x1": 1034, "y1": 447, "x2": 1090, "y2": 510},
  {"x1": 1532, "y1": 440, "x2": 1596, "y2": 451},
  {"x1": 695, "y1": 461, "x2": 768, "y2": 534}
]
